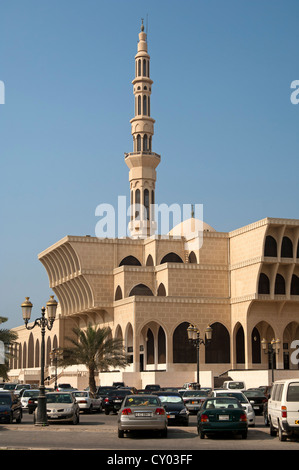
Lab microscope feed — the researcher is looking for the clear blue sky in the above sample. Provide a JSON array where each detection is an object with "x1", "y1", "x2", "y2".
[{"x1": 1, "y1": 0, "x2": 298, "y2": 328}]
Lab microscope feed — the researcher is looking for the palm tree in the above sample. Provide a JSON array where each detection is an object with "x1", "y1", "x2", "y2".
[
  {"x1": 0, "y1": 316, "x2": 18, "y2": 380},
  {"x1": 58, "y1": 324, "x2": 128, "y2": 394}
]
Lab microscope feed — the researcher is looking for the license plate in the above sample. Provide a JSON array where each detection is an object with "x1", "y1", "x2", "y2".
[
  {"x1": 253, "y1": 406, "x2": 260, "y2": 409},
  {"x1": 135, "y1": 412, "x2": 152, "y2": 417},
  {"x1": 218, "y1": 415, "x2": 229, "y2": 421},
  {"x1": 115, "y1": 400, "x2": 122, "y2": 403},
  {"x1": 191, "y1": 401, "x2": 198, "y2": 404},
  {"x1": 167, "y1": 415, "x2": 175, "y2": 418}
]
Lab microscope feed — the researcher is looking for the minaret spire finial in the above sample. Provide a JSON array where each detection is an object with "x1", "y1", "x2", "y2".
[{"x1": 141, "y1": 18, "x2": 144, "y2": 31}]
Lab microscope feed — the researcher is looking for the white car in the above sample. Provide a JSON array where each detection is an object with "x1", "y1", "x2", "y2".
[
  {"x1": 35, "y1": 392, "x2": 80, "y2": 424},
  {"x1": 20, "y1": 389, "x2": 40, "y2": 409},
  {"x1": 73, "y1": 391, "x2": 103, "y2": 413},
  {"x1": 210, "y1": 390, "x2": 255, "y2": 427}
]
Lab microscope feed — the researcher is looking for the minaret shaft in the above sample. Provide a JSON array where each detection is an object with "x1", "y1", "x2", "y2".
[{"x1": 125, "y1": 21, "x2": 161, "y2": 238}]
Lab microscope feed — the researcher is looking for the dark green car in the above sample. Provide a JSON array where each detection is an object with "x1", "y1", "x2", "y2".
[{"x1": 197, "y1": 397, "x2": 248, "y2": 439}]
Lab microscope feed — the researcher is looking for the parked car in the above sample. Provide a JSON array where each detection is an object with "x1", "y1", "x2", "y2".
[
  {"x1": 210, "y1": 390, "x2": 255, "y2": 426},
  {"x1": 267, "y1": 378, "x2": 299, "y2": 441},
  {"x1": 153, "y1": 392, "x2": 189, "y2": 426},
  {"x1": 14, "y1": 384, "x2": 31, "y2": 396},
  {"x1": 182, "y1": 390, "x2": 210, "y2": 414},
  {"x1": 222, "y1": 381, "x2": 246, "y2": 391},
  {"x1": 73, "y1": 390, "x2": 103, "y2": 413},
  {"x1": 0, "y1": 391, "x2": 23, "y2": 424},
  {"x1": 144, "y1": 384, "x2": 161, "y2": 392},
  {"x1": 96, "y1": 386, "x2": 117, "y2": 400},
  {"x1": 2, "y1": 383, "x2": 18, "y2": 391},
  {"x1": 117, "y1": 394, "x2": 168, "y2": 438},
  {"x1": 20, "y1": 389, "x2": 40, "y2": 410},
  {"x1": 35, "y1": 392, "x2": 80, "y2": 424},
  {"x1": 243, "y1": 389, "x2": 268, "y2": 416},
  {"x1": 56, "y1": 383, "x2": 77, "y2": 391},
  {"x1": 197, "y1": 396, "x2": 248, "y2": 439},
  {"x1": 104, "y1": 389, "x2": 133, "y2": 415}
]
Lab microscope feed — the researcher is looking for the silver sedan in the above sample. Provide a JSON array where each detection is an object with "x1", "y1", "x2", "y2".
[
  {"x1": 117, "y1": 394, "x2": 167, "y2": 438},
  {"x1": 34, "y1": 392, "x2": 80, "y2": 424}
]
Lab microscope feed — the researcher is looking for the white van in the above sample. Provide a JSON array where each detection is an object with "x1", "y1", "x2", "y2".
[
  {"x1": 267, "y1": 378, "x2": 299, "y2": 441},
  {"x1": 222, "y1": 381, "x2": 246, "y2": 391}
]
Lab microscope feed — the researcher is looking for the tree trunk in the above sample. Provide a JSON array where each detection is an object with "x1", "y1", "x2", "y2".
[{"x1": 88, "y1": 366, "x2": 97, "y2": 396}]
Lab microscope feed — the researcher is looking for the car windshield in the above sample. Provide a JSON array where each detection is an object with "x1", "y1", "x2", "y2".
[
  {"x1": 158, "y1": 395, "x2": 183, "y2": 404},
  {"x1": 244, "y1": 390, "x2": 265, "y2": 398},
  {"x1": 3, "y1": 384, "x2": 16, "y2": 390},
  {"x1": 216, "y1": 392, "x2": 247, "y2": 403},
  {"x1": 183, "y1": 391, "x2": 208, "y2": 397},
  {"x1": 124, "y1": 396, "x2": 160, "y2": 407},
  {"x1": 23, "y1": 390, "x2": 39, "y2": 397},
  {"x1": 73, "y1": 392, "x2": 88, "y2": 398},
  {"x1": 46, "y1": 394, "x2": 73, "y2": 404},
  {"x1": 227, "y1": 382, "x2": 244, "y2": 389},
  {"x1": 0, "y1": 395, "x2": 12, "y2": 405},
  {"x1": 287, "y1": 383, "x2": 299, "y2": 402},
  {"x1": 204, "y1": 398, "x2": 241, "y2": 410}
]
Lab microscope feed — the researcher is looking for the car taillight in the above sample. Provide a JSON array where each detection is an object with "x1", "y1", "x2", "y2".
[
  {"x1": 79, "y1": 400, "x2": 87, "y2": 404},
  {"x1": 121, "y1": 408, "x2": 132, "y2": 415},
  {"x1": 201, "y1": 414, "x2": 209, "y2": 422},
  {"x1": 104, "y1": 398, "x2": 109, "y2": 402},
  {"x1": 28, "y1": 399, "x2": 33, "y2": 404},
  {"x1": 240, "y1": 413, "x2": 247, "y2": 422},
  {"x1": 155, "y1": 408, "x2": 165, "y2": 415},
  {"x1": 281, "y1": 406, "x2": 287, "y2": 418}
]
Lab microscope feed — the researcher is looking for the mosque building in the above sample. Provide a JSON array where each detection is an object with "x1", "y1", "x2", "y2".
[{"x1": 9, "y1": 23, "x2": 299, "y2": 388}]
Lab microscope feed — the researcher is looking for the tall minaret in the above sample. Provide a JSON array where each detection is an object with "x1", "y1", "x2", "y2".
[{"x1": 125, "y1": 20, "x2": 161, "y2": 238}]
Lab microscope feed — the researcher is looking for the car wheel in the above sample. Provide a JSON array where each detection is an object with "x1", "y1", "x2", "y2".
[
  {"x1": 197, "y1": 426, "x2": 205, "y2": 439},
  {"x1": 16, "y1": 411, "x2": 22, "y2": 424},
  {"x1": 264, "y1": 413, "x2": 269, "y2": 426},
  {"x1": 105, "y1": 409, "x2": 109, "y2": 415},
  {"x1": 118, "y1": 429, "x2": 124, "y2": 438},
  {"x1": 160, "y1": 427, "x2": 167, "y2": 438},
  {"x1": 278, "y1": 422, "x2": 287, "y2": 441},
  {"x1": 241, "y1": 431, "x2": 247, "y2": 439},
  {"x1": 269, "y1": 418, "x2": 277, "y2": 437},
  {"x1": 72, "y1": 413, "x2": 79, "y2": 425},
  {"x1": 88, "y1": 405, "x2": 93, "y2": 414}
]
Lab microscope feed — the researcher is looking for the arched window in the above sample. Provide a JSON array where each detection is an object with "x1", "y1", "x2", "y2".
[
  {"x1": 138, "y1": 96, "x2": 141, "y2": 115},
  {"x1": 275, "y1": 274, "x2": 285, "y2": 294},
  {"x1": 236, "y1": 326, "x2": 245, "y2": 364},
  {"x1": 291, "y1": 275, "x2": 299, "y2": 295},
  {"x1": 281, "y1": 237, "x2": 293, "y2": 258},
  {"x1": 157, "y1": 283, "x2": 166, "y2": 296},
  {"x1": 119, "y1": 256, "x2": 141, "y2": 266},
  {"x1": 115, "y1": 286, "x2": 123, "y2": 301},
  {"x1": 143, "y1": 134, "x2": 148, "y2": 151},
  {"x1": 144, "y1": 189, "x2": 149, "y2": 220},
  {"x1": 143, "y1": 95, "x2": 147, "y2": 115},
  {"x1": 252, "y1": 327, "x2": 261, "y2": 364},
  {"x1": 143, "y1": 59, "x2": 146, "y2": 77},
  {"x1": 135, "y1": 189, "x2": 140, "y2": 218},
  {"x1": 173, "y1": 322, "x2": 196, "y2": 363},
  {"x1": 264, "y1": 236, "x2": 277, "y2": 257},
  {"x1": 146, "y1": 254, "x2": 154, "y2": 266},
  {"x1": 258, "y1": 273, "x2": 270, "y2": 294},
  {"x1": 148, "y1": 96, "x2": 150, "y2": 116},
  {"x1": 297, "y1": 241, "x2": 299, "y2": 259},
  {"x1": 146, "y1": 329, "x2": 154, "y2": 364},
  {"x1": 160, "y1": 252, "x2": 184, "y2": 264},
  {"x1": 138, "y1": 59, "x2": 141, "y2": 76},
  {"x1": 129, "y1": 284, "x2": 154, "y2": 296},
  {"x1": 188, "y1": 251, "x2": 197, "y2": 263},
  {"x1": 137, "y1": 134, "x2": 141, "y2": 151},
  {"x1": 149, "y1": 136, "x2": 152, "y2": 151}
]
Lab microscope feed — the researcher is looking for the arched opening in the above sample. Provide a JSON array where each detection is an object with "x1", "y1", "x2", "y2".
[
  {"x1": 281, "y1": 237, "x2": 293, "y2": 258},
  {"x1": 275, "y1": 274, "x2": 285, "y2": 294},
  {"x1": 291, "y1": 275, "x2": 299, "y2": 295},
  {"x1": 158, "y1": 327, "x2": 166, "y2": 363},
  {"x1": 146, "y1": 329, "x2": 154, "y2": 364},
  {"x1": 143, "y1": 134, "x2": 148, "y2": 151},
  {"x1": 28, "y1": 333, "x2": 34, "y2": 368},
  {"x1": 236, "y1": 325, "x2": 245, "y2": 364},
  {"x1": 137, "y1": 133, "x2": 141, "y2": 150},
  {"x1": 173, "y1": 322, "x2": 196, "y2": 363},
  {"x1": 144, "y1": 189, "x2": 149, "y2": 220},
  {"x1": 143, "y1": 59, "x2": 146, "y2": 76},
  {"x1": 146, "y1": 254, "x2": 154, "y2": 266},
  {"x1": 205, "y1": 322, "x2": 230, "y2": 363},
  {"x1": 129, "y1": 284, "x2": 154, "y2": 296},
  {"x1": 143, "y1": 95, "x2": 147, "y2": 115},
  {"x1": 258, "y1": 273, "x2": 270, "y2": 294},
  {"x1": 251, "y1": 327, "x2": 261, "y2": 364},
  {"x1": 157, "y1": 283, "x2": 166, "y2": 296},
  {"x1": 135, "y1": 189, "x2": 140, "y2": 218},
  {"x1": 188, "y1": 251, "x2": 197, "y2": 263},
  {"x1": 160, "y1": 252, "x2": 184, "y2": 264},
  {"x1": 35, "y1": 339, "x2": 40, "y2": 367},
  {"x1": 115, "y1": 285, "x2": 123, "y2": 301},
  {"x1": 119, "y1": 255, "x2": 141, "y2": 267},
  {"x1": 264, "y1": 236, "x2": 277, "y2": 257}
]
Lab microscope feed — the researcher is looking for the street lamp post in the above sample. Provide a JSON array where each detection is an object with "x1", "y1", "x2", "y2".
[
  {"x1": 261, "y1": 338, "x2": 281, "y2": 383},
  {"x1": 21, "y1": 296, "x2": 58, "y2": 426},
  {"x1": 187, "y1": 324, "x2": 212, "y2": 387},
  {"x1": 49, "y1": 348, "x2": 62, "y2": 391}
]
